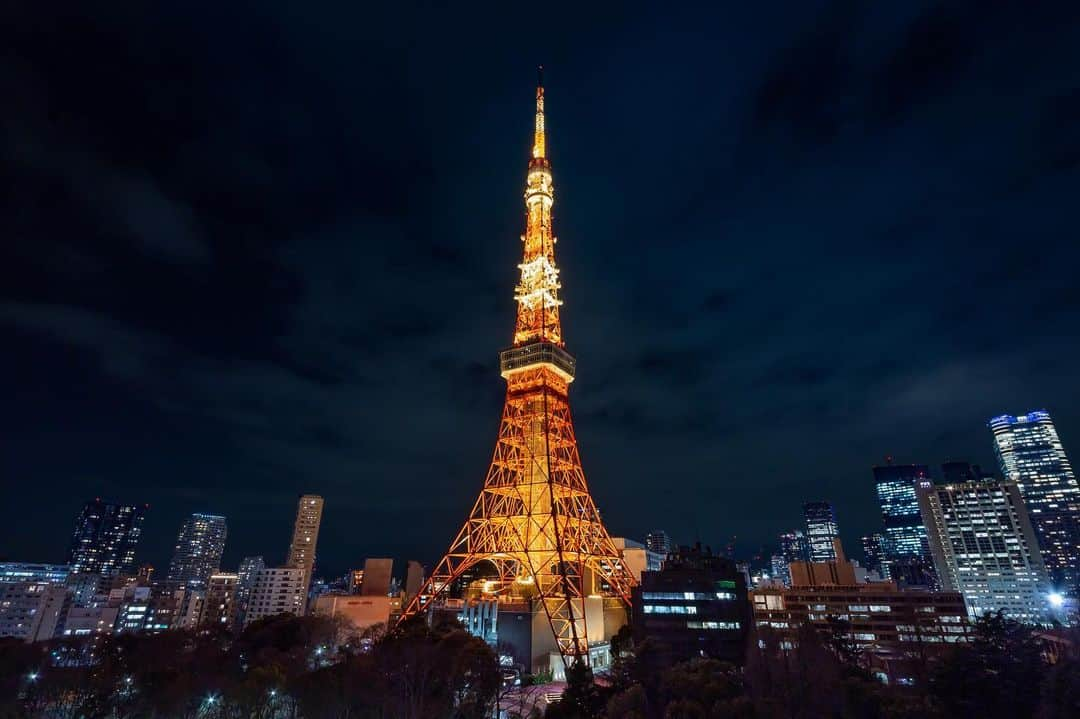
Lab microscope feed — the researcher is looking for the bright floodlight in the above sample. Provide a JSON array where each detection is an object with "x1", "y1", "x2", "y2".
[{"x1": 1048, "y1": 592, "x2": 1065, "y2": 608}]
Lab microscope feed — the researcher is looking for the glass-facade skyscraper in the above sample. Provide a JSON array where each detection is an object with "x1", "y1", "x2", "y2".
[
  {"x1": 990, "y1": 410, "x2": 1080, "y2": 592},
  {"x1": 779, "y1": 530, "x2": 810, "y2": 564},
  {"x1": 68, "y1": 499, "x2": 147, "y2": 576},
  {"x1": 645, "y1": 530, "x2": 673, "y2": 556},
  {"x1": 167, "y1": 513, "x2": 227, "y2": 588},
  {"x1": 860, "y1": 533, "x2": 887, "y2": 578},
  {"x1": 873, "y1": 464, "x2": 931, "y2": 560},
  {"x1": 803, "y1": 502, "x2": 839, "y2": 562}
]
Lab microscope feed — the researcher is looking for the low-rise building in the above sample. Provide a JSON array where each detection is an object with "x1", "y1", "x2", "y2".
[
  {"x1": 751, "y1": 558, "x2": 971, "y2": 685},
  {"x1": 61, "y1": 604, "x2": 120, "y2": 638},
  {"x1": 313, "y1": 593, "x2": 393, "y2": 641}
]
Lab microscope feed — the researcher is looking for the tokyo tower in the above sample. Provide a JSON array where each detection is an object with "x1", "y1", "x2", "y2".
[{"x1": 400, "y1": 71, "x2": 637, "y2": 666}]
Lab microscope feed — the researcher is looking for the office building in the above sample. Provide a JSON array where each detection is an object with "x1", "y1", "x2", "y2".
[
  {"x1": 630, "y1": 544, "x2": 749, "y2": 665},
  {"x1": 361, "y1": 558, "x2": 393, "y2": 597},
  {"x1": 990, "y1": 410, "x2": 1080, "y2": 591},
  {"x1": 68, "y1": 500, "x2": 147, "y2": 576},
  {"x1": 873, "y1": 464, "x2": 931, "y2": 558},
  {"x1": 917, "y1": 479, "x2": 1053, "y2": 624},
  {"x1": 861, "y1": 533, "x2": 887, "y2": 578},
  {"x1": 611, "y1": 537, "x2": 666, "y2": 583},
  {"x1": 751, "y1": 581, "x2": 970, "y2": 684},
  {"x1": 313, "y1": 593, "x2": 393, "y2": 641},
  {"x1": 779, "y1": 530, "x2": 810, "y2": 565},
  {"x1": 804, "y1": 502, "x2": 840, "y2": 562},
  {"x1": 167, "y1": 513, "x2": 227, "y2": 588},
  {"x1": 0, "y1": 562, "x2": 70, "y2": 585},
  {"x1": 872, "y1": 464, "x2": 937, "y2": 588},
  {"x1": 285, "y1": 494, "x2": 324, "y2": 611},
  {"x1": 244, "y1": 567, "x2": 307, "y2": 625},
  {"x1": 0, "y1": 582, "x2": 67, "y2": 642},
  {"x1": 645, "y1": 530, "x2": 674, "y2": 557},
  {"x1": 113, "y1": 585, "x2": 182, "y2": 635},
  {"x1": 201, "y1": 573, "x2": 240, "y2": 630},
  {"x1": 770, "y1": 554, "x2": 791, "y2": 586}
]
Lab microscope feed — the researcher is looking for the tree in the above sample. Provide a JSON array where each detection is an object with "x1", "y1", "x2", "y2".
[
  {"x1": 545, "y1": 660, "x2": 603, "y2": 719},
  {"x1": 929, "y1": 611, "x2": 1046, "y2": 719}
]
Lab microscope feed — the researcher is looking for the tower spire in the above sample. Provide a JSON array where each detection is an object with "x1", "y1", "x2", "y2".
[{"x1": 533, "y1": 65, "x2": 546, "y2": 160}]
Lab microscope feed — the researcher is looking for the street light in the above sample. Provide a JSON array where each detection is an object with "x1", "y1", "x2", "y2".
[{"x1": 1048, "y1": 592, "x2": 1065, "y2": 608}]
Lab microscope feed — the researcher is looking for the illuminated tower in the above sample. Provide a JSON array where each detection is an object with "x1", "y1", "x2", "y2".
[{"x1": 401, "y1": 71, "x2": 636, "y2": 665}]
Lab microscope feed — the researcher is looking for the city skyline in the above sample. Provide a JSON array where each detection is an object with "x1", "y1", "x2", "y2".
[{"x1": 5, "y1": 3, "x2": 1080, "y2": 578}]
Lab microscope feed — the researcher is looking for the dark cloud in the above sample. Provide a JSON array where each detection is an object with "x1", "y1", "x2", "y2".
[{"x1": 3, "y1": 1, "x2": 1080, "y2": 573}]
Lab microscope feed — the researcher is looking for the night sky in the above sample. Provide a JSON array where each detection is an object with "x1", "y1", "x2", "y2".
[{"x1": 4, "y1": 2, "x2": 1080, "y2": 578}]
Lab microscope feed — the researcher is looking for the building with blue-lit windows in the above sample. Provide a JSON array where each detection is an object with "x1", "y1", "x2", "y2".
[
  {"x1": 630, "y1": 543, "x2": 749, "y2": 664},
  {"x1": 872, "y1": 464, "x2": 937, "y2": 587},
  {"x1": 803, "y1": 502, "x2": 840, "y2": 562},
  {"x1": 990, "y1": 410, "x2": 1080, "y2": 593},
  {"x1": 0, "y1": 563, "x2": 70, "y2": 585},
  {"x1": 68, "y1": 500, "x2": 147, "y2": 576},
  {"x1": 167, "y1": 513, "x2": 227, "y2": 589}
]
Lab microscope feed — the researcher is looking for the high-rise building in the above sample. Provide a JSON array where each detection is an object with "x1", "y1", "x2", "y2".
[
  {"x1": 990, "y1": 410, "x2": 1080, "y2": 592},
  {"x1": 872, "y1": 463, "x2": 937, "y2": 587},
  {"x1": 361, "y1": 558, "x2": 393, "y2": 597},
  {"x1": 285, "y1": 495, "x2": 324, "y2": 603},
  {"x1": 645, "y1": 531, "x2": 674, "y2": 557},
  {"x1": 167, "y1": 514, "x2": 227, "y2": 588},
  {"x1": 860, "y1": 533, "x2": 887, "y2": 578},
  {"x1": 245, "y1": 567, "x2": 306, "y2": 626},
  {"x1": 803, "y1": 502, "x2": 839, "y2": 562},
  {"x1": 68, "y1": 500, "x2": 148, "y2": 576},
  {"x1": 873, "y1": 464, "x2": 931, "y2": 559},
  {"x1": 201, "y1": 573, "x2": 240, "y2": 630},
  {"x1": 779, "y1": 530, "x2": 810, "y2": 564},
  {"x1": 769, "y1": 554, "x2": 791, "y2": 587},
  {"x1": 234, "y1": 555, "x2": 265, "y2": 627},
  {"x1": 917, "y1": 479, "x2": 1053, "y2": 624}
]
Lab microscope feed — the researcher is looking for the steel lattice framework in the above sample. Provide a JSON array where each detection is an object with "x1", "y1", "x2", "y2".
[{"x1": 399, "y1": 71, "x2": 637, "y2": 663}]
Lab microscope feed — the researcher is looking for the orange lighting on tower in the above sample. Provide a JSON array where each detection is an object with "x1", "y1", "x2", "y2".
[{"x1": 399, "y1": 69, "x2": 636, "y2": 664}]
